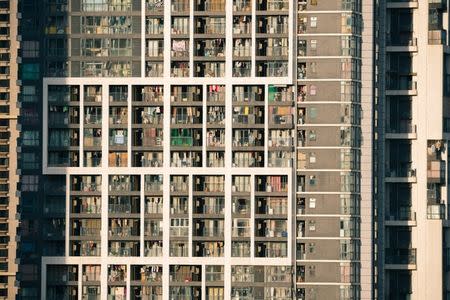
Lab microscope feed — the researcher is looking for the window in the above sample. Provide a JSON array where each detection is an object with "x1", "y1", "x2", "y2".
[
  {"x1": 19, "y1": 264, "x2": 39, "y2": 281},
  {"x1": 310, "y1": 62, "x2": 317, "y2": 73},
  {"x1": 309, "y1": 107, "x2": 317, "y2": 119},
  {"x1": 308, "y1": 221, "x2": 316, "y2": 231},
  {"x1": 22, "y1": 41, "x2": 39, "y2": 58},
  {"x1": 309, "y1": 152, "x2": 316, "y2": 163},
  {"x1": 22, "y1": 86, "x2": 37, "y2": 102},
  {"x1": 21, "y1": 152, "x2": 39, "y2": 169},
  {"x1": 21, "y1": 64, "x2": 40, "y2": 80},
  {"x1": 22, "y1": 175, "x2": 39, "y2": 192},
  {"x1": 310, "y1": 39, "x2": 317, "y2": 50},
  {"x1": 309, "y1": 85, "x2": 317, "y2": 95},
  {"x1": 310, "y1": 17, "x2": 317, "y2": 28},
  {"x1": 308, "y1": 130, "x2": 316, "y2": 141},
  {"x1": 308, "y1": 242, "x2": 315, "y2": 253},
  {"x1": 309, "y1": 175, "x2": 316, "y2": 185},
  {"x1": 309, "y1": 198, "x2": 316, "y2": 208},
  {"x1": 22, "y1": 131, "x2": 40, "y2": 146},
  {"x1": 308, "y1": 265, "x2": 316, "y2": 276}
]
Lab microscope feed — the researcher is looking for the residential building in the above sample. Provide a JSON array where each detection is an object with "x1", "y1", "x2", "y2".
[
  {"x1": 11, "y1": 0, "x2": 450, "y2": 299},
  {"x1": 0, "y1": 0, "x2": 19, "y2": 299},
  {"x1": 376, "y1": 0, "x2": 450, "y2": 298},
  {"x1": 295, "y1": 0, "x2": 373, "y2": 298}
]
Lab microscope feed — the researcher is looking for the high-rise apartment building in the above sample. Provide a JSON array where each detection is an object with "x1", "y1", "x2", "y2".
[
  {"x1": 295, "y1": 0, "x2": 373, "y2": 299},
  {"x1": 10, "y1": 0, "x2": 450, "y2": 299},
  {"x1": 18, "y1": 0, "x2": 296, "y2": 299},
  {"x1": 376, "y1": 0, "x2": 450, "y2": 298},
  {"x1": 0, "y1": 0, "x2": 19, "y2": 299}
]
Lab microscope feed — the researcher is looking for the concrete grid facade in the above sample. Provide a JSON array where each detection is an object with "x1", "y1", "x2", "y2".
[
  {"x1": 40, "y1": 0, "x2": 298, "y2": 299},
  {"x1": 11, "y1": 0, "x2": 450, "y2": 299}
]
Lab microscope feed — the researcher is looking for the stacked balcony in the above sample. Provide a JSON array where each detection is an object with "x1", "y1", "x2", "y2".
[
  {"x1": 132, "y1": 85, "x2": 164, "y2": 167},
  {"x1": 46, "y1": 265, "x2": 78, "y2": 300},
  {"x1": 169, "y1": 265, "x2": 201, "y2": 300},
  {"x1": 48, "y1": 85, "x2": 80, "y2": 167},
  {"x1": 108, "y1": 175, "x2": 140, "y2": 257},
  {"x1": 71, "y1": 1, "x2": 141, "y2": 77},
  {"x1": 145, "y1": 1, "x2": 164, "y2": 77},
  {"x1": 232, "y1": 85, "x2": 265, "y2": 167},
  {"x1": 268, "y1": 85, "x2": 294, "y2": 167},
  {"x1": 206, "y1": 85, "x2": 225, "y2": 167},
  {"x1": 108, "y1": 265, "x2": 127, "y2": 299},
  {"x1": 70, "y1": 175, "x2": 101, "y2": 257},
  {"x1": 108, "y1": 86, "x2": 128, "y2": 167},
  {"x1": 256, "y1": 1, "x2": 289, "y2": 77},
  {"x1": 84, "y1": 85, "x2": 102, "y2": 167},
  {"x1": 171, "y1": 0, "x2": 190, "y2": 77},
  {"x1": 255, "y1": 175, "x2": 288, "y2": 258},
  {"x1": 427, "y1": 140, "x2": 446, "y2": 219},
  {"x1": 232, "y1": 175, "x2": 251, "y2": 257},
  {"x1": 206, "y1": 265, "x2": 224, "y2": 299},
  {"x1": 194, "y1": 12, "x2": 226, "y2": 77},
  {"x1": 231, "y1": 265, "x2": 292, "y2": 299},
  {"x1": 192, "y1": 175, "x2": 225, "y2": 257},
  {"x1": 170, "y1": 175, "x2": 189, "y2": 257},
  {"x1": 82, "y1": 265, "x2": 101, "y2": 299},
  {"x1": 233, "y1": 0, "x2": 252, "y2": 77},
  {"x1": 42, "y1": 176, "x2": 66, "y2": 256},
  {"x1": 170, "y1": 86, "x2": 203, "y2": 167},
  {"x1": 144, "y1": 175, "x2": 163, "y2": 256},
  {"x1": 130, "y1": 265, "x2": 163, "y2": 299}
]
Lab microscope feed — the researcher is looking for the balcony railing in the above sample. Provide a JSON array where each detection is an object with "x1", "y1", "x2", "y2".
[
  {"x1": 233, "y1": 0, "x2": 251, "y2": 11},
  {"x1": 386, "y1": 123, "x2": 416, "y2": 134},
  {"x1": 385, "y1": 248, "x2": 417, "y2": 265},
  {"x1": 108, "y1": 204, "x2": 134, "y2": 214},
  {"x1": 386, "y1": 166, "x2": 416, "y2": 178},
  {"x1": 233, "y1": 66, "x2": 251, "y2": 77},
  {"x1": 194, "y1": 228, "x2": 224, "y2": 237}
]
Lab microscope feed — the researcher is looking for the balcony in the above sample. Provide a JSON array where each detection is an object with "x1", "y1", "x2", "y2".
[
  {"x1": 109, "y1": 242, "x2": 139, "y2": 256},
  {"x1": 386, "y1": 34, "x2": 418, "y2": 52},
  {"x1": 233, "y1": 65, "x2": 252, "y2": 77},
  {"x1": 385, "y1": 248, "x2": 417, "y2": 269},
  {"x1": 109, "y1": 225, "x2": 140, "y2": 238},
  {"x1": 257, "y1": 62, "x2": 288, "y2": 77},
  {"x1": 170, "y1": 178, "x2": 189, "y2": 193},
  {"x1": 146, "y1": 0, "x2": 164, "y2": 14},
  {"x1": 232, "y1": 227, "x2": 251, "y2": 238},
  {"x1": 429, "y1": 0, "x2": 447, "y2": 9},
  {"x1": 386, "y1": 81, "x2": 417, "y2": 96},
  {"x1": 193, "y1": 227, "x2": 224, "y2": 239},
  {"x1": 386, "y1": 123, "x2": 417, "y2": 139},
  {"x1": 257, "y1": 0, "x2": 289, "y2": 11},
  {"x1": 386, "y1": 0, "x2": 418, "y2": 8},
  {"x1": 194, "y1": 204, "x2": 224, "y2": 215},
  {"x1": 109, "y1": 203, "x2": 139, "y2": 215},
  {"x1": 233, "y1": 0, "x2": 251, "y2": 12},
  {"x1": 427, "y1": 203, "x2": 446, "y2": 219},
  {"x1": 386, "y1": 208, "x2": 417, "y2": 226},
  {"x1": 195, "y1": 0, "x2": 225, "y2": 12},
  {"x1": 171, "y1": 0, "x2": 190, "y2": 13},
  {"x1": 385, "y1": 166, "x2": 416, "y2": 183}
]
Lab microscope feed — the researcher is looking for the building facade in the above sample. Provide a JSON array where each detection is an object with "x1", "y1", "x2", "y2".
[
  {"x1": 0, "y1": 0, "x2": 19, "y2": 299},
  {"x1": 376, "y1": 0, "x2": 450, "y2": 299},
  {"x1": 10, "y1": 0, "x2": 450, "y2": 300},
  {"x1": 295, "y1": 0, "x2": 373, "y2": 298},
  {"x1": 23, "y1": 0, "x2": 297, "y2": 299}
]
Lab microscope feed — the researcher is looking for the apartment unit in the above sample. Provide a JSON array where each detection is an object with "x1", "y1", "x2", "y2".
[
  {"x1": 0, "y1": 0, "x2": 19, "y2": 299},
  {"x1": 376, "y1": 0, "x2": 450, "y2": 299},
  {"x1": 16, "y1": 0, "x2": 296, "y2": 299}
]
